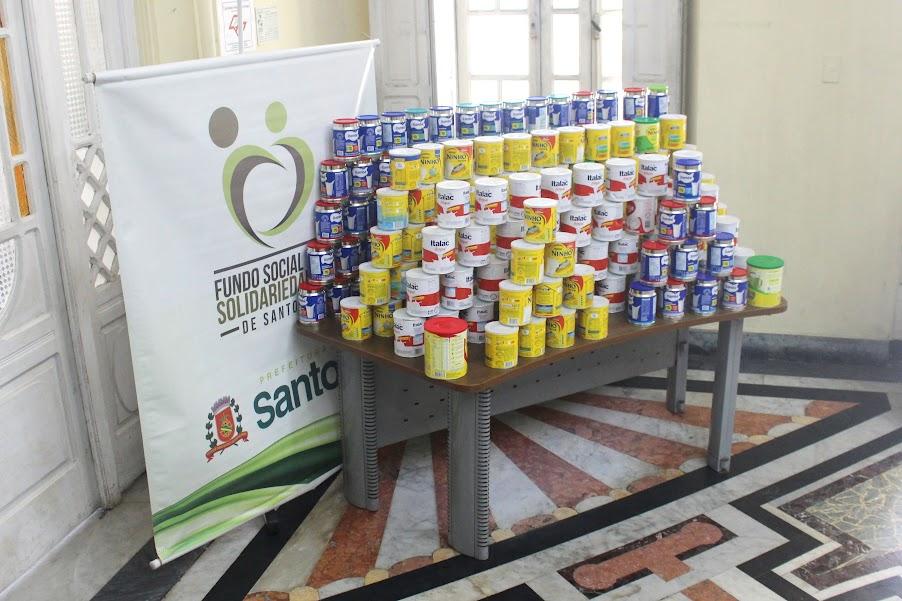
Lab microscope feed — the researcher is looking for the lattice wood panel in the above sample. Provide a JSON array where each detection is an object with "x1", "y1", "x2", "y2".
[{"x1": 76, "y1": 141, "x2": 117, "y2": 286}]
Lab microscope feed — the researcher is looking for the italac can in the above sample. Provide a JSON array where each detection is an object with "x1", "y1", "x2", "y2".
[
  {"x1": 402, "y1": 223, "x2": 423, "y2": 263},
  {"x1": 373, "y1": 299, "x2": 402, "y2": 337},
  {"x1": 369, "y1": 226, "x2": 402, "y2": 269},
  {"x1": 716, "y1": 215, "x2": 740, "y2": 241},
  {"x1": 571, "y1": 90, "x2": 595, "y2": 125},
  {"x1": 707, "y1": 232, "x2": 735, "y2": 276},
  {"x1": 340, "y1": 296, "x2": 372, "y2": 340},
  {"x1": 297, "y1": 282, "x2": 327, "y2": 325},
  {"x1": 405, "y1": 268, "x2": 441, "y2": 317},
  {"x1": 540, "y1": 167, "x2": 573, "y2": 211},
  {"x1": 640, "y1": 239, "x2": 670, "y2": 286},
  {"x1": 495, "y1": 218, "x2": 524, "y2": 260},
  {"x1": 584, "y1": 123, "x2": 612, "y2": 162},
  {"x1": 381, "y1": 111, "x2": 407, "y2": 150},
  {"x1": 476, "y1": 255, "x2": 509, "y2": 301},
  {"x1": 518, "y1": 316, "x2": 546, "y2": 358},
  {"x1": 524, "y1": 198, "x2": 558, "y2": 243},
  {"x1": 747, "y1": 255, "x2": 784, "y2": 308},
  {"x1": 503, "y1": 133, "x2": 531, "y2": 172},
  {"x1": 579, "y1": 239, "x2": 609, "y2": 280},
  {"x1": 474, "y1": 136, "x2": 504, "y2": 176},
  {"x1": 474, "y1": 177, "x2": 508, "y2": 224},
  {"x1": 545, "y1": 232, "x2": 577, "y2": 277},
  {"x1": 377, "y1": 155, "x2": 392, "y2": 189},
  {"x1": 315, "y1": 200, "x2": 344, "y2": 243},
  {"x1": 441, "y1": 265, "x2": 474, "y2": 310},
  {"x1": 479, "y1": 102, "x2": 503, "y2": 135},
  {"x1": 435, "y1": 180, "x2": 471, "y2": 228},
  {"x1": 560, "y1": 207, "x2": 593, "y2": 247},
  {"x1": 531, "y1": 129, "x2": 560, "y2": 168},
  {"x1": 467, "y1": 319, "x2": 489, "y2": 344},
  {"x1": 624, "y1": 193, "x2": 657, "y2": 235},
  {"x1": 391, "y1": 264, "x2": 409, "y2": 300},
  {"x1": 597, "y1": 272, "x2": 627, "y2": 313},
  {"x1": 306, "y1": 240, "x2": 335, "y2": 284},
  {"x1": 610, "y1": 120, "x2": 636, "y2": 158},
  {"x1": 429, "y1": 106, "x2": 455, "y2": 142},
  {"x1": 350, "y1": 158, "x2": 375, "y2": 196},
  {"x1": 421, "y1": 225, "x2": 457, "y2": 274},
  {"x1": 673, "y1": 158, "x2": 702, "y2": 201},
  {"x1": 358, "y1": 261, "x2": 391, "y2": 305},
  {"x1": 320, "y1": 159, "x2": 349, "y2": 199},
  {"x1": 634, "y1": 117, "x2": 660, "y2": 154},
  {"x1": 690, "y1": 197, "x2": 717, "y2": 238},
  {"x1": 337, "y1": 234, "x2": 362, "y2": 276},
  {"x1": 502, "y1": 100, "x2": 527, "y2": 133},
  {"x1": 660, "y1": 278, "x2": 687, "y2": 319},
  {"x1": 526, "y1": 96, "x2": 549, "y2": 130},
  {"x1": 499, "y1": 280, "x2": 533, "y2": 326},
  {"x1": 393, "y1": 308, "x2": 426, "y2": 357},
  {"x1": 658, "y1": 199, "x2": 689, "y2": 242},
  {"x1": 533, "y1": 275, "x2": 563, "y2": 317},
  {"x1": 609, "y1": 231, "x2": 640, "y2": 276},
  {"x1": 691, "y1": 273, "x2": 719, "y2": 315},
  {"x1": 627, "y1": 281, "x2": 656, "y2": 327},
  {"x1": 660, "y1": 114, "x2": 687, "y2": 150},
  {"x1": 455, "y1": 103, "x2": 479, "y2": 139},
  {"x1": 510, "y1": 239, "x2": 545, "y2": 285},
  {"x1": 646, "y1": 84, "x2": 670, "y2": 118},
  {"x1": 408, "y1": 184, "x2": 436, "y2": 225},
  {"x1": 564, "y1": 264, "x2": 594, "y2": 309},
  {"x1": 596, "y1": 89, "x2": 618, "y2": 122},
  {"x1": 438, "y1": 307, "x2": 460, "y2": 317},
  {"x1": 508, "y1": 172, "x2": 541, "y2": 219},
  {"x1": 637, "y1": 153, "x2": 668, "y2": 196},
  {"x1": 722, "y1": 267, "x2": 748, "y2": 311},
  {"x1": 734, "y1": 246, "x2": 755, "y2": 270},
  {"x1": 605, "y1": 157, "x2": 638, "y2": 201},
  {"x1": 546, "y1": 307, "x2": 576, "y2": 348},
  {"x1": 623, "y1": 87, "x2": 646, "y2": 120},
  {"x1": 672, "y1": 238, "x2": 700, "y2": 281},
  {"x1": 375, "y1": 187, "x2": 409, "y2": 230},
  {"x1": 457, "y1": 223, "x2": 491, "y2": 267},
  {"x1": 406, "y1": 108, "x2": 429, "y2": 144},
  {"x1": 592, "y1": 201, "x2": 625, "y2": 242},
  {"x1": 485, "y1": 321, "x2": 519, "y2": 369},
  {"x1": 424, "y1": 317, "x2": 469, "y2": 380},
  {"x1": 414, "y1": 143, "x2": 443, "y2": 185},
  {"x1": 389, "y1": 148, "x2": 422, "y2": 191},
  {"x1": 357, "y1": 114, "x2": 383, "y2": 156},
  {"x1": 558, "y1": 126, "x2": 586, "y2": 165},
  {"x1": 577, "y1": 296, "x2": 609, "y2": 340},
  {"x1": 332, "y1": 118, "x2": 360, "y2": 160},
  {"x1": 443, "y1": 139, "x2": 474, "y2": 180},
  {"x1": 549, "y1": 94, "x2": 570, "y2": 128},
  {"x1": 572, "y1": 162, "x2": 605, "y2": 207},
  {"x1": 466, "y1": 296, "x2": 495, "y2": 323}
]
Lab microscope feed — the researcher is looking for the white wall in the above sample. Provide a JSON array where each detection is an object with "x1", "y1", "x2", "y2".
[{"x1": 687, "y1": 0, "x2": 902, "y2": 340}]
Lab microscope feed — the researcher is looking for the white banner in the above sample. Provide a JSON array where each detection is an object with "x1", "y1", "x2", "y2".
[{"x1": 94, "y1": 40, "x2": 377, "y2": 562}]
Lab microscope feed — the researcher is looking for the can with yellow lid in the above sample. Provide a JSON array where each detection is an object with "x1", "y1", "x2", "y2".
[
  {"x1": 510, "y1": 239, "x2": 545, "y2": 286},
  {"x1": 546, "y1": 307, "x2": 576, "y2": 349},
  {"x1": 485, "y1": 321, "x2": 519, "y2": 369},
  {"x1": 340, "y1": 296, "x2": 373, "y2": 341},
  {"x1": 518, "y1": 316, "x2": 546, "y2": 357},
  {"x1": 424, "y1": 317, "x2": 468, "y2": 380},
  {"x1": 577, "y1": 296, "x2": 609, "y2": 340}
]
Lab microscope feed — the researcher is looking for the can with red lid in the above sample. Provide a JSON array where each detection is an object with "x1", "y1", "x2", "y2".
[
  {"x1": 659, "y1": 278, "x2": 687, "y2": 319},
  {"x1": 306, "y1": 240, "x2": 335, "y2": 284},
  {"x1": 639, "y1": 239, "x2": 670, "y2": 286},
  {"x1": 297, "y1": 281, "x2": 327, "y2": 324},
  {"x1": 658, "y1": 199, "x2": 688, "y2": 242},
  {"x1": 320, "y1": 159, "x2": 349, "y2": 199},
  {"x1": 722, "y1": 267, "x2": 748, "y2": 310},
  {"x1": 332, "y1": 118, "x2": 360, "y2": 160},
  {"x1": 315, "y1": 200, "x2": 344, "y2": 243},
  {"x1": 424, "y1": 317, "x2": 469, "y2": 380}
]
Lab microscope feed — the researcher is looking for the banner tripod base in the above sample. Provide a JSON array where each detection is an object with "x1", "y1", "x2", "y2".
[
  {"x1": 149, "y1": 558, "x2": 162, "y2": 570},
  {"x1": 264, "y1": 509, "x2": 280, "y2": 534}
]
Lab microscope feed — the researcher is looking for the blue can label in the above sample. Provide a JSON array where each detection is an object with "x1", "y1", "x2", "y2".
[
  {"x1": 315, "y1": 208, "x2": 343, "y2": 242},
  {"x1": 692, "y1": 284, "x2": 718, "y2": 314},
  {"x1": 722, "y1": 279, "x2": 748, "y2": 308},
  {"x1": 571, "y1": 99, "x2": 593, "y2": 125},
  {"x1": 368, "y1": 197, "x2": 378, "y2": 230},
  {"x1": 526, "y1": 105, "x2": 548, "y2": 130},
  {"x1": 672, "y1": 248, "x2": 699, "y2": 279},
  {"x1": 707, "y1": 244, "x2": 735, "y2": 275},
  {"x1": 628, "y1": 293, "x2": 656, "y2": 325},
  {"x1": 329, "y1": 285, "x2": 350, "y2": 314},
  {"x1": 675, "y1": 170, "x2": 702, "y2": 201},
  {"x1": 690, "y1": 206, "x2": 716, "y2": 237},
  {"x1": 648, "y1": 94, "x2": 669, "y2": 118},
  {"x1": 659, "y1": 212, "x2": 688, "y2": 241},
  {"x1": 332, "y1": 128, "x2": 359, "y2": 159},
  {"x1": 320, "y1": 167, "x2": 348, "y2": 199},
  {"x1": 480, "y1": 110, "x2": 501, "y2": 134},
  {"x1": 502, "y1": 108, "x2": 526, "y2": 133},
  {"x1": 597, "y1": 97, "x2": 618, "y2": 122},
  {"x1": 359, "y1": 124, "x2": 382, "y2": 154},
  {"x1": 351, "y1": 163, "x2": 376, "y2": 193},
  {"x1": 661, "y1": 287, "x2": 686, "y2": 318},
  {"x1": 377, "y1": 158, "x2": 391, "y2": 189},
  {"x1": 383, "y1": 122, "x2": 407, "y2": 149},
  {"x1": 623, "y1": 96, "x2": 646, "y2": 121},
  {"x1": 343, "y1": 201, "x2": 370, "y2": 234},
  {"x1": 430, "y1": 115, "x2": 455, "y2": 141},
  {"x1": 549, "y1": 103, "x2": 570, "y2": 128},
  {"x1": 337, "y1": 244, "x2": 361, "y2": 274},
  {"x1": 641, "y1": 252, "x2": 670, "y2": 284},
  {"x1": 298, "y1": 291, "x2": 327, "y2": 323},
  {"x1": 407, "y1": 118, "x2": 429, "y2": 143},
  {"x1": 307, "y1": 250, "x2": 335, "y2": 283},
  {"x1": 457, "y1": 113, "x2": 478, "y2": 138}
]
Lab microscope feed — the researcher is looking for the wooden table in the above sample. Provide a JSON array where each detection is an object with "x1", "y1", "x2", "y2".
[{"x1": 296, "y1": 299, "x2": 787, "y2": 560}]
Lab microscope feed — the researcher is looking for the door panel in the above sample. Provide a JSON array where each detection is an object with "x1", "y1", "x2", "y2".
[{"x1": 369, "y1": 0, "x2": 433, "y2": 110}]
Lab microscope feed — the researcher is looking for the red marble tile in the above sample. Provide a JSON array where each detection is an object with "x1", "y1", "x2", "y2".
[
  {"x1": 682, "y1": 579, "x2": 739, "y2": 601},
  {"x1": 627, "y1": 475, "x2": 667, "y2": 493},
  {"x1": 521, "y1": 405, "x2": 703, "y2": 469},
  {"x1": 491, "y1": 419, "x2": 610, "y2": 506},
  {"x1": 306, "y1": 443, "x2": 406, "y2": 589},
  {"x1": 388, "y1": 555, "x2": 434, "y2": 577},
  {"x1": 805, "y1": 400, "x2": 855, "y2": 418},
  {"x1": 565, "y1": 392, "x2": 791, "y2": 437},
  {"x1": 511, "y1": 513, "x2": 557, "y2": 535},
  {"x1": 731, "y1": 441, "x2": 755, "y2": 455},
  {"x1": 243, "y1": 593, "x2": 289, "y2": 601}
]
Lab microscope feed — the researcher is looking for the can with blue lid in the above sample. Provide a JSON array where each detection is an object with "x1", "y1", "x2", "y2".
[
  {"x1": 381, "y1": 111, "x2": 407, "y2": 150},
  {"x1": 627, "y1": 280, "x2": 656, "y2": 327},
  {"x1": 479, "y1": 102, "x2": 502, "y2": 135},
  {"x1": 674, "y1": 158, "x2": 702, "y2": 201},
  {"x1": 406, "y1": 108, "x2": 429, "y2": 144},
  {"x1": 707, "y1": 232, "x2": 735, "y2": 277},
  {"x1": 596, "y1": 89, "x2": 618, "y2": 122},
  {"x1": 691, "y1": 272, "x2": 718, "y2": 315},
  {"x1": 429, "y1": 106, "x2": 455, "y2": 141},
  {"x1": 549, "y1": 95, "x2": 570, "y2": 128},
  {"x1": 671, "y1": 238, "x2": 700, "y2": 281},
  {"x1": 502, "y1": 100, "x2": 527, "y2": 133},
  {"x1": 357, "y1": 114, "x2": 383, "y2": 156},
  {"x1": 456, "y1": 103, "x2": 479, "y2": 138}
]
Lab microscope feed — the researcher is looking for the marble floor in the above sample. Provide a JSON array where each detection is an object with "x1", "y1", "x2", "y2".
[{"x1": 4, "y1": 366, "x2": 901, "y2": 601}]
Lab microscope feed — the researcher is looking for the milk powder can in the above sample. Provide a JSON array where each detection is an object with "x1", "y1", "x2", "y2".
[
  {"x1": 340, "y1": 296, "x2": 372, "y2": 340},
  {"x1": 658, "y1": 200, "x2": 689, "y2": 242},
  {"x1": 393, "y1": 308, "x2": 426, "y2": 357},
  {"x1": 526, "y1": 96, "x2": 549, "y2": 130},
  {"x1": 673, "y1": 158, "x2": 702, "y2": 202},
  {"x1": 502, "y1": 100, "x2": 527, "y2": 133},
  {"x1": 507, "y1": 172, "x2": 541, "y2": 219},
  {"x1": 640, "y1": 240, "x2": 670, "y2": 287},
  {"x1": 646, "y1": 84, "x2": 670, "y2": 118},
  {"x1": 503, "y1": 133, "x2": 532, "y2": 172},
  {"x1": 627, "y1": 281, "x2": 656, "y2": 327},
  {"x1": 671, "y1": 239, "x2": 700, "y2": 281},
  {"x1": 485, "y1": 321, "x2": 519, "y2": 369},
  {"x1": 315, "y1": 200, "x2": 344, "y2": 244},
  {"x1": 597, "y1": 273, "x2": 627, "y2": 313},
  {"x1": 429, "y1": 106, "x2": 455, "y2": 142},
  {"x1": 659, "y1": 278, "x2": 687, "y2": 319},
  {"x1": 546, "y1": 306, "x2": 576, "y2": 348},
  {"x1": 495, "y1": 218, "x2": 525, "y2": 260},
  {"x1": 456, "y1": 103, "x2": 480, "y2": 139},
  {"x1": 306, "y1": 240, "x2": 335, "y2": 284},
  {"x1": 722, "y1": 267, "x2": 749, "y2": 311},
  {"x1": 320, "y1": 159, "x2": 349, "y2": 199},
  {"x1": 337, "y1": 234, "x2": 363, "y2": 276},
  {"x1": 592, "y1": 201, "x2": 624, "y2": 242},
  {"x1": 499, "y1": 280, "x2": 533, "y2": 326},
  {"x1": 373, "y1": 299, "x2": 402, "y2": 338},
  {"x1": 406, "y1": 108, "x2": 430, "y2": 144},
  {"x1": 476, "y1": 255, "x2": 510, "y2": 301},
  {"x1": 358, "y1": 261, "x2": 391, "y2": 306},
  {"x1": 381, "y1": 112, "x2": 407, "y2": 150},
  {"x1": 357, "y1": 114, "x2": 383, "y2": 156},
  {"x1": 474, "y1": 176, "x2": 508, "y2": 224},
  {"x1": 548, "y1": 94, "x2": 571, "y2": 128},
  {"x1": 533, "y1": 276, "x2": 563, "y2": 318},
  {"x1": 624, "y1": 194, "x2": 657, "y2": 235},
  {"x1": 297, "y1": 282, "x2": 327, "y2": 325},
  {"x1": 545, "y1": 232, "x2": 578, "y2": 277},
  {"x1": 572, "y1": 162, "x2": 605, "y2": 207},
  {"x1": 441, "y1": 265, "x2": 475, "y2": 310},
  {"x1": 608, "y1": 232, "x2": 640, "y2": 276},
  {"x1": 577, "y1": 296, "x2": 609, "y2": 340},
  {"x1": 518, "y1": 316, "x2": 547, "y2": 358},
  {"x1": 479, "y1": 102, "x2": 503, "y2": 135},
  {"x1": 571, "y1": 90, "x2": 595, "y2": 125},
  {"x1": 332, "y1": 118, "x2": 360, "y2": 160},
  {"x1": 691, "y1": 273, "x2": 719, "y2": 316},
  {"x1": 560, "y1": 207, "x2": 593, "y2": 247},
  {"x1": 457, "y1": 223, "x2": 492, "y2": 267},
  {"x1": 623, "y1": 87, "x2": 647, "y2": 120},
  {"x1": 578, "y1": 239, "x2": 609, "y2": 280},
  {"x1": 564, "y1": 264, "x2": 595, "y2": 309},
  {"x1": 690, "y1": 197, "x2": 717, "y2": 238},
  {"x1": 421, "y1": 226, "x2": 457, "y2": 274},
  {"x1": 706, "y1": 232, "x2": 735, "y2": 277},
  {"x1": 405, "y1": 268, "x2": 441, "y2": 317},
  {"x1": 424, "y1": 317, "x2": 468, "y2": 380},
  {"x1": 595, "y1": 89, "x2": 618, "y2": 122},
  {"x1": 747, "y1": 255, "x2": 784, "y2": 308}
]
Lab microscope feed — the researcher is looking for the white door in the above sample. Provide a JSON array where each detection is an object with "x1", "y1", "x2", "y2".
[
  {"x1": 0, "y1": 0, "x2": 99, "y2": 591},
  {"x1": 622, "y1": 0, "x2": 685, "y2": 111},
  {"x1": 369, "y1": 0, "x2": 434, "y2": 110}
]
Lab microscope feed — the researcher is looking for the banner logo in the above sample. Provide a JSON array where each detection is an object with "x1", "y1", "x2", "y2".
[
  {"x1": 205, "y1": 396, "x2": 250, "y2": 461},
  {"x1": 210, "y1": 102, "x2": 315, "y2": 247}
]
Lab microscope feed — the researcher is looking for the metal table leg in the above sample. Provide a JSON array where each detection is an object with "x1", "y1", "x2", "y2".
[
  {"x1": 338, "y1": 352, "x2": 379, "y2": 511},
  {"x1": 666, "y1": 328, "x2": 689, "y2": 414},
  {"x1": 707, "y1": 319, "x2": 744, "y2": 472},
  {"x1": 447, "y1": 388, "x2": 491, "y2": 560}
]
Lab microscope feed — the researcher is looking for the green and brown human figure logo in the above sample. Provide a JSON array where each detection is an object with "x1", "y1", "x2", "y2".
[{"x1": 209, "y1": 101, "x2": 315, "y2": 247}]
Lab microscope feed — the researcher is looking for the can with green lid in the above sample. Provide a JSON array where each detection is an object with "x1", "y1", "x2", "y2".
[
  {"x1": 634, "y1": 116, "x2": 660, "y2": 153},
  {"x1": 747, "y1": 255, "x2": 784, "y2": 308},
  {"x1": 647, "y1": 84, "x2": 670, "y2": 118}
]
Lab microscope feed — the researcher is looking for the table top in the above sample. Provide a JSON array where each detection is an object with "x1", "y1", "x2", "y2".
[{"x1": 297, "y1": 298, "x2": 787, "y2": 393}]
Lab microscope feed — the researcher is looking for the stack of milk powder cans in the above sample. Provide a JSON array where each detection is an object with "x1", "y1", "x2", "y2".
[{"x1": 297, "y1": 85, "x2": 780, "y2": 381}]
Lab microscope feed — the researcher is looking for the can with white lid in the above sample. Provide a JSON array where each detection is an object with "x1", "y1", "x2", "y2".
[
  {"x1": 733, "y1": 246, "x2": 756, "y2": 269},
  {"x1": 389, "y1": 147, "x2": 422, "y2": 191},
  {"x1": 485, "y1": 321, "x2": 519, "y2": 369},
  {"x1": 546, "y1": 306, "x2": 576, "y2": 348},
  {"x1": 393, "y1": 308, "x2": 425, "y2": 357},
  {"x1": 540, "y1": 167, "x2": 573, "y2": 212},
  {"x1": 457, "y1": 223, "x2": 491, "y2": 267},
  {"x1": 443, "y1": 139, "x2": 474, "y2": 180},
  {"x1": 405, "y1": 268, "x2": 440, "y2": 317},
  {"x1": 495, "y1": 218, "x2": 525, "y2": 260},
  {"x1": 577, "y1": 296, "x2": 609, "y2": 340},
  {"x1": 597, "y1": 273, "x2": 627, "y2": 313},
  {"x1": 524, "y1": 198, "x2": 558, "y2": 243},
  {"x1": 375, "y1": 187, "x2": 409, "y2": 231},
  {"x1": 435, "y1": 180, "x2": 471, "y2": 228},
  {"x1": 359, "y1": 261, "x2": 391, "y2": 305},
  {"x1": 560, "y1": 207, "x2": 592, "y2": 247},
  {"x1": 511, "y1": 239, "x2": 545, "y2": 285},
  {"x1": 421, "y1": 225, "x2": 457, "y2": 274},
  {"x1": 476, "y1": 255, "x2": 510, "y2": 301},
  {"x1": 440, "y1": 265, "x2": 474, "y2": 310},
  {"x1": 624, "y1": 193, "x2": 657, "y2": 235},
  {"x1": 605, "y1": 158, "x2": 637, "y2": 201},
  {"x1": 716, "y1": 214, "x2": 740, "y2": 240},
  {"x1": 608, "y1": 232, "x2": 640, "y2": 275},
  {"x1": 579, "y1": 239, "x2": 609, "y2": 280},
  {"x1": 591, "y1": 201, "x2": 624, "y2": 242},
  {"x1": 660, "y1": 114, "x2": 687, "y2": 150},
  {"x1": 518, "y1": 316, "x2": 546, "y2": 357},
  {"x1": 544, "y1": 232, "x2": 577, "y2": 277},
  {"x1": 467, "y1": 319, "x2": 489, "y2": 344},
  {"x1": 373, "y1": 299, "x2": 402, "y2": 337},
  {"x1": 474, "y1": 177, "x2": 508, "y2": 225},
  {"x1": 499, "y1": 280, "x2": 533, "y2": 326},
  {"x1": 533, "y1": 276, "x2": 563, "y2": 317},
  {"x1": 564, "y1": 264, "x2": 594, "y2": 309},
  {"x1": 508, "y1": 172, "x2": 541, "y2": 219},
  {"x1": 465, "y1": 296, "x2": 495, "y2": 322},
  {"x1": 637, "y1": 153, "x2": 668, "y2": 196},
  {"x1": 584, "y1": 123, "x2": 611, "y2": 161},
  {"x1": 340, "y1": 296, "x2": 372, "y2": 340},
  {"x1": 572, "y1": 162, "x2": 605, "y2": 207},
  {"x1": 558, "y1": 125, "x2": 585, "y2": 165}
]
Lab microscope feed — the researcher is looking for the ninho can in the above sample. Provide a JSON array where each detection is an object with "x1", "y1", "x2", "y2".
[
  {"x1": 424, "y1": 317, "x2": 469, "y2": 380},
  {"x1": 595, "y1": 89, "x2": 618, "y2": 122},
  {"x1": 357, "y1": 114, "x2": 382, "y2": 156},
  {"x1": 402, "y1": 223, "x2": 424, "y2": 263},
  {"x1": 457, "y1": 223, "x2": 491, "y2": 267},
  {"x1": 660, "y1": 114, "x2": 687, "y2": 150},
  {"x1": 579, "y1": 239, "x2": 609, "y2": 280},
  {"x1": 414, "y1": 142, "x2": 443, "y2": 185},
  {"x1": 315, "y1": 200, "x2": 343, "y2": 243},
  {"x1": 306, "y1": 240, "x2": 335, "y2": 284},
  {"x1": 406, "y1": 107, "x2": 429, "y2": 144},
  {"x1": 571, "y1": 91, "x2": 595, "y2": 125},
  {"x1": 640, "y1": 239, "x2": 670, "y2": 286},
  {"x1": 503, "y1": 133, "x2": 531, "y2": 172},
  {"x1": 637, "y1": 153, "x2": 668, "y2": 196},
  {"x1": 577, "y1": 295, "x2": 609, "y2": 340},
  {"x1": 435, "y1": 180, "x2": 471, "y2": 228},
  {"x1": 658, "y1": 199, "x2": 689, "y2": 242},
  {"x1": 499, "y1": 280, "x2": 533, "y2": 326},
  {"x1": 441, "y1": 265, "x2": 475, "y2": 310},
  {"x1": 623, "y1": 87, "x2": 646, "y2": 120},
  {"x1": 707, "y1": 232, "x2": 735, "y2": 276},
  {"x1": 627, "y1": 281, "x2": 656, "y2": 326},
  {"x1": 747, "y1": 255, "x2": 784, "y2": 308},
  {"x1": 564, "y1": 264, "x2": 594, "y2": 309},
  {"x1": 337, "y1": 234, "x2": 362, "y2": 276},
  {"x1": 592, "y1": 201, "x2": 624, "y2": 242},
  {"x1": 546, "y1": 307, "x2": 576, "y2": 348},
  {"x1": 474, "y1": 136, "x2": 504, "y2": 176},
  {"x1": 351, "y1": 156, "x2": 376, "y2": 194},
  {"x1": 672, "y1": 239, "x2": 700, "y2": 281},
  {"x1": 476, "y1": 255, "x2": 509, "y2": 301},
  {"x1": 375, "y1": 187, "x2": 409, "y2": 231},
  {"x1": 297, "y1": 282, "x2": 327, "y2": 324},
  {"x1": 610, "y1": 120, "x2": 636, "y2": 158},
  {"x1": 443, "y1": 139, "x2": 474, "y2": 180},
  {"x1": 597, "y1": 272, "x2": 627, "y2": 313},
  {"x1": 358, "y1": 261, "x2": 391, "y2": 305},
  {"x1": 549, "y1": 94, "x2": 570, "y2": 128},
  {"x1": 722, "y1": 267, "x2": 748, "y2": 311},
  {"x1": 485, "y1": 321, "x2": 519, "y2": 369},
  {"x1": 332, "y1": 118, "x2": 360, "y2": 160},
  {"x1": 510, "y1": 239, "x2": 545, "y2": 285},
  {"x1": 660, "y1": 278, "x2": 687, "y2": 319},
  {"x1": 545, "y1": 232, "x2": 577, "y2": 277},
  {"x1": 690, "y1": 197, "x2": 717, "y2": 238},
  {"x1": 408, "y1": 184, "x2": 436, "y2": 225},
  {"x1": 691, "y1": 273, "x2": 719, "y2": 315},
  {"x1": 369, "y1": 226, "x2": 402, "y2": 269},
  {"x1": 646, "y1": 85, "x2": 670, "y2": 118},
  {"x1": 526, "y1": 96, "x2": 549, "y2": 130},
  {"x1": 524, "y1": 197, "x2": 558, "y2": 243},
  {"x1": 502, "y1": 100, "x2": 527, "y2": 133},
  {"x1": 533, "y1": 276, "x2": 563, "y2": 317},
  {"x1": 605, "y1": 157, "x2": 637, "y2": 201},
  {"x1": 531, "y1": 129, "x2": 560, "y2": 168},
  {"x1": 389, "y1": 148, "x2": 422, "y2": 191},
  {"x1": 340, "y1": 296, "x2": 372, "y2": 340},
  {"x1": 519, "y1": 316, "x2": 546, "y2": 357},
  {"x1": 381, "y1": 111, "x2": 407, "y2": 149},
  {"x1": 373, "y1": 299, "x2": 402, "y2": 337},
  {"x1": 558, "y1": 126, "x2": 586, "y2": 165},
  {"x1": 634, "y1": 117, "x2": 660, "y2": 154},
  {"x1": 456, "y1": 103, "x2": 479, "y2": 139},
  {"x1": 479, "y1": 102, "x2": 503, "y2": 135},
  {"x1": 429, "y1": 106, "x2": 455, "y2": 142},
  {"x1": 393, "y1": 308, "x2": 426, "y2": 357},
  {"x1": 320, "y1": 159, "x2": 349, "y2": 199},
  {"x1": 584, "y1": 123, "x2": 612, "y2": 162}
]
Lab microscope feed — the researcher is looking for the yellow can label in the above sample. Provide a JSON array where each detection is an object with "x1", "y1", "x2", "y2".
[
  {"x1": 444, "y1": 146, "x2": 473, "y2": 180},
  {"x1": 360, "y1": 270, "x2": 390, "y2": 305},
  {"x1": 475, "y1": 139, "x2": 503, "y2": 176},
  {"x1": 585, "y1": 128, "x2": 611, "y2": 162},
  {"x1": 635, "y1": 121, "x2": 660, "y2": 154},
  {"x1": 340, "y1": 305, "x2": 372, "y2": 341},
  {"x1": 379, "y1": 193, "x2": 408, "y2": 219},
  {"x1": 503, "y1": 137, "x2": 531, "y2": 172},
  {"x1": 402, "y1": 225, "x2": 424, "y2": 263},
  {"x1": 370, "y1": 232, "x2": 402, "y2": 269},
  {"x1": 545, "y1": 242, "x2": 576, "y2": 277},
  {"x1": 424, "y1": 331, "x2": 468, "y2": 379},
  {"x1": 486, "y1": 331, "x2": 518, "y2": 369},
  {"x1": 660, "y1": 116, "x2": 686, "y2": 150},
  {"x1": 531, "y1": 134, "x2": 559, "y2": 167},
  {"x1": 419, "y1": 148, "x2": 443, "y2": 184},
  {"x1": 611, "y1": 124, "x2": 635, "y2": 158},
  {"x1": 546, "y1": 312, "x2": 575, "y2": 348},
  {"x1": 499, "y1": 288, "x2": 532, "y2": 326},
  {"x1": 524, "y1": 205, "x2": 557, "y2": 243},
  {"x1": 408, "y1": 187, "x2": 436, "y2": 224},
  {"x1": 391, "y1": 157, "x2": 421, "y2": 190},
  {"x1": 559, "y1": 131, "x2": 585, "y2": 165},
  {"x1": 564, "y1": 273, "x2": 593, "y2": 309},
  {"x1": 373, "y1": 301, "x2": 400, "y2": 337},
  {"x1": 518, "y1": 320, "x2": 546, "y2": 357},
  {"x1": 749, "y1": 267, "x2": 783, "y2": 308},
  {"x1": 577, "y1": 306, "x2": 608, "y2": 340},
  {"x1": 511, "y1": 249, "x2": 544, "y2": 285},
  {"x1": 533, "y1": 281, "x2": 562, "y2": 317}
]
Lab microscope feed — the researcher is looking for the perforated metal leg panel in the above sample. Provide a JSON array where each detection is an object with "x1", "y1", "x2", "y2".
[
  {"x1": 361, "y1": 360, "x2": 379, "y2": 510},
  {"x1": 448, "y1": 388, "x2": 491, "y2": 560}
]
